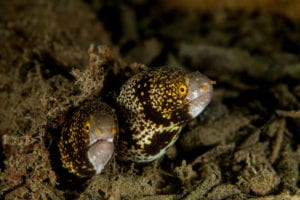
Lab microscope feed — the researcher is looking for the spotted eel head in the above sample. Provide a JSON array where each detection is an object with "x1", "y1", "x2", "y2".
[{"x1": 132, "y1": 67, "x2": 213, "y2": 124}]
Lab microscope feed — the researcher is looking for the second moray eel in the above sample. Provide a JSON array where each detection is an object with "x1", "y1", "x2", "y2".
[{"x1": 116, "y1": 67, "x2": 213, "y2": 163}]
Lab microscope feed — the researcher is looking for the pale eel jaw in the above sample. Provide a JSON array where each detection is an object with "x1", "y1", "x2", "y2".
[
  {"x1": 186, "y1": 71, "x2": 214, "y2": 118},
  {"x1": 87, "y1": 137, "x2": 114, "y2": 174}
]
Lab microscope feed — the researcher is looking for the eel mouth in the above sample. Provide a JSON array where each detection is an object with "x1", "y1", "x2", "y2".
[
  {"x1": 190, "y1": 82, "x2": 213, "y2": 104},
  {"x1": 87, "y1": 137, "x2": 115, "y2": 174},
  {"x1": 89, "y1": 137, "x2": 114, "y2": 148},
  {"x1": 184, "y1": 73, "x2": 214, "y2": 118}
]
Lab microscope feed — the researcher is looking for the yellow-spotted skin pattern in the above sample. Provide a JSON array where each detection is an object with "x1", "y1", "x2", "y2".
[
  {"x1": 58, "y1": 100, "x2": 118, "y2": 177},
  {"x1": 116, "y1": 67, "x2": 213, "y2": 162}
]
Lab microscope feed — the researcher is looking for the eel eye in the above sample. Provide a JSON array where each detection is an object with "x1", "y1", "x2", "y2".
[
  {"x1": 178, "y1": 84, "x2": 187, "y2": 96},
  {"x1": 85, "y1": 122, "x2": 91, "y2": 131}
]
